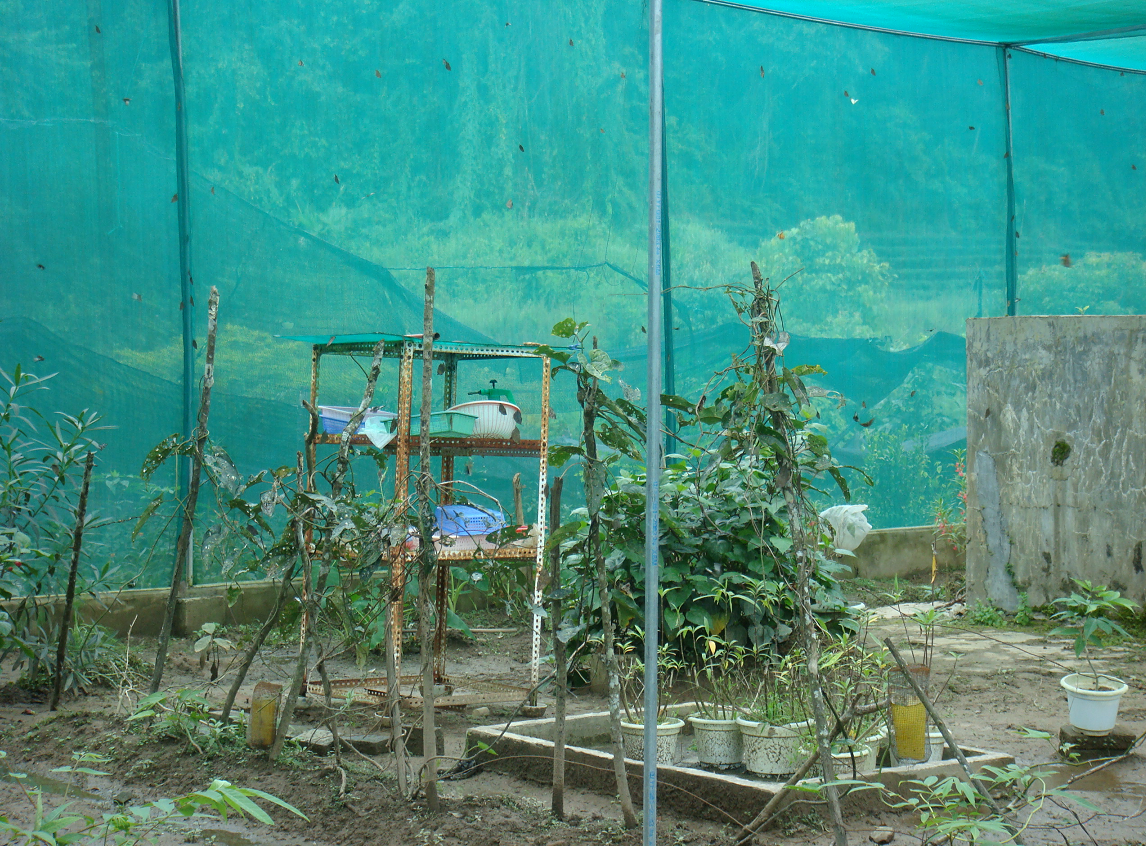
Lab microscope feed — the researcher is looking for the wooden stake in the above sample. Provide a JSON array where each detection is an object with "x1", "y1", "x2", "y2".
[
  {"x1": 548, "y1": 478, "x2": 566, "y2": 819},
  {"x1": 418, "y1": 267, "x2": 440, "y2": 812},
  {"x1": 50, "y1": 451, "x2": 95, "y2": 710},
  {"x1": 151, "y1": 285, "x2": 219, "y2": 694},
  {"x1": 884, "y1": 637, "x2": 1025, "y2": 845}
]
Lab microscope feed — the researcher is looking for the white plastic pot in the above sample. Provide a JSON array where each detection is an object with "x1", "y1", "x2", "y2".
[
  {"x1": 620, "y1": 717, "x2": 685, "y2": 765},
  {"x1": 1061, "y1": 673, "x2": 1128, "y2": 735},
  {"x1": 830, "y1": 742, "x2": 876, "y2": 775},
  {"x1": 688, "y1": 712, "x2": 742, "y2": 766},
  {"x1": 737, "y1": 718, "x2": 811, "y2": 776},
  {"x1": 926, "y1": 729, "x2": 950, "y2": 763}
]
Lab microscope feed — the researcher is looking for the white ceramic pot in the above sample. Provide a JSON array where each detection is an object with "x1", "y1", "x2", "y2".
[
  {"x1": 620, "y1": 718, "x2": 685, "y2": 765},
  {"x1": 830, "y1": 742, "x2": 876, "y2": 774},
  {"x1": 688, "y1": 712, "x2": 743, "y2": 766},
  {"x1": 1061, "y1": 673, "x2": 1128, "y2": 735},
  {"x1": 799, "y1": 741, "x2": 876, "y2": 778},
  {"x1": 447, "y1": 400, "x2": 522, "y2": 438},
  {"x1": 737, "y1": 717, "x2": 811, "y2": 776}
]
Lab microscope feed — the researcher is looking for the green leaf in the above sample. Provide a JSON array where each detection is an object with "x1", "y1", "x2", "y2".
[
  {"x1": 548, "y1": 444, "x2": 583, "y2": 466},
  {"x1": 132, "y1": 493, "x2": 166, "y2": 540},
  {"x1": 545, "y1": 520, "x2": 584, "y2": 553},
  {"x1": 760, "y1": 392, "x2": 791, "y2": 412},
  {"x1": 582, "y1": 348, "x2": 617, "y2": 381},
  {"x1": 551, "y1": 318, "x2": 587, "y2": 339},
  {"x1": 140, "y1": 435, "x2": 183, "y2": 481},
  {"x1": 660, "y1": 393, "x2": 694, "y2": 412},
  {"x1": 446, "y1": 608, "x2": 475, "y2": 639},
  {"x1": 826, "y1": 466, "x2": 850, "y2": 500}
]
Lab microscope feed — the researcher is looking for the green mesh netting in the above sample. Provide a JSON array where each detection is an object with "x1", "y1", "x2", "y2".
[{"x1": 2, "y1": 0, "x2": 1143, "y2": 588}]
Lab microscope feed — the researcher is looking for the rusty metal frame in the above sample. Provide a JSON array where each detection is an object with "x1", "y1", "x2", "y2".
[
  {"x1": 304, "y1": 337, "x2": 553, "y2": 702},
  {"x1": 529, "y1": 357, "x2": 551, "y2": 693},
  {"x1": 390, "y1": 343, "x2": 416, "y2": 681}
]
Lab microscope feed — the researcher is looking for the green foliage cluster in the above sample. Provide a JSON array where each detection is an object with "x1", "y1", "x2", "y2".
[
  {"x1": 1021, "y1": 252, "x2": 1146, "y2": 315},
  {"x1": 0, "y1": 367, "x2": 137, "y2": 696},
  {"x1": 1050, "y1": 579, "x2": 1139, "y2": 678},
  {"x1": 569, "y1": 456, "x2": 849, "y2": 652},
  {"x1": 543, "y1": 262, "x2": 863, "y2": 663},
  {"x1": 129, "y1": 690, "x2": 242, "y2": 756}
]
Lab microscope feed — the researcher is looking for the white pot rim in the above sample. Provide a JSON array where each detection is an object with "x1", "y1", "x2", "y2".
[
  {"x1": 1060, "y1": 673, "x2": 1128, "y2": 699},
  {"x1": 736, "y1": 716, "x2": 811, "y2": 734},
  {"x1": 620, "y1": 717, "x2": 685, "y2": 733},
  {"x1": 688, "y1": 711, "x2": 740, "y2": 726}
]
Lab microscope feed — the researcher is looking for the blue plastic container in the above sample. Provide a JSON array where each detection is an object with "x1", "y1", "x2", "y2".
[{"x1": 435, "y1": 505, "x2": 508, "y2": 536}]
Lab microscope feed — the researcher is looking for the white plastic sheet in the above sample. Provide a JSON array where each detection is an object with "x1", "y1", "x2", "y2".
[{"x1": 820, "y1": 503, "x2": 872, "y2": 552}]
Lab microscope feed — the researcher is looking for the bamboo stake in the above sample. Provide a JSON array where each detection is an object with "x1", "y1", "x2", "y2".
[
  {"x1": 583, "y1": 357, "x2": 639, "y2": 829},
  {"x1": 548, "y1": 478, "x2": 566, "y2": 819},
  {"x1": 50, "y1": 452, "x2": 95, "y2": 710},
  {"x1": 751, "y1": 261, "x2": 847, "y2": 846},
  {"x1": 151, "y1": 285, "x2": 219, "y2": 694},
  {"x1": 883, "y1": 637, "x2": 1025, "y2": 845},
  {"x1": 269, "y1": 454, "x2": 314, "y2": 761},
  {"x1": 417, "y1": 267, "x2": 440, "y2": 811},
  {"x1": 221, "y1": 559, "x2": 297, "y2": 722}
]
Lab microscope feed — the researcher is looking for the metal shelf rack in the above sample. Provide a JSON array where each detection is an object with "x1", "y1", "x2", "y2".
[{"x1": 290, "y1": 332, "x2": 551, "y2": 695}]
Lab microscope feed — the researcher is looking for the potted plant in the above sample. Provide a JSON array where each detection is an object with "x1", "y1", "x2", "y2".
[
  {"x1": 687, "y1": 637, "x2": 749, "y2": 767},
  {"x1": 736, "y1": 654, "x2": 811, "y2": 777},
  {"x1": 809, "y1": 635, "x2": 886, "y2": 776},
  {"x1": 619, "y1": 638, "x2": 687, "y2": 765},
  {"x1": 1050, "y1": 580, "x2": 1138, "y2": 735}
]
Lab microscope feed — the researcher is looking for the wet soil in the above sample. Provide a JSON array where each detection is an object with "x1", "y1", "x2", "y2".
[{"x1": 1, "y1": 598, "x2": 1143, "y2": 846}]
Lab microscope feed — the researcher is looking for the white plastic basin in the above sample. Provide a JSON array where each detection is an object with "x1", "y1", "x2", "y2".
[{"x1": 448, "y1": 400, "x2": 521, "y2": 438}]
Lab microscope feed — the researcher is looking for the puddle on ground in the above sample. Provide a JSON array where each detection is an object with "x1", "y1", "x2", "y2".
[
  {"x1": 199, "y1": 829, "x2": 256, "y2": 846},
  {"x1": 2, "y1": 769, "x2": 102, "y2": 800},
  {"x1": 1047, "y1": 764, "x2": 1146, "y2": 799}
]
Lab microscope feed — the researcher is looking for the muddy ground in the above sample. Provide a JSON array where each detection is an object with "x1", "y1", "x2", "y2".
[{"x1": 1, "y1": 589, "x2": 1143, "y2": 846}]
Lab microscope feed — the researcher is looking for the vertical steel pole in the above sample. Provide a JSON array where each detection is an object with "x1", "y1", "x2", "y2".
[
  {"x1": 644, "y1": 0, "x2": 664, "y2": 843},
  {"x1": 660, "y1": 111, "x2": 676, "y2": 454},
  {"x1": 999, "y1": 46, "x2": 1018, "y2": 316}
]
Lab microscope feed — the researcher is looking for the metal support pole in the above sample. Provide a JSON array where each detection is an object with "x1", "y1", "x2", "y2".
[
  {"x1": 999, "y1": 46, "x2": 1018, "y2": 316},
  {"x1": 644, "y1": 0, "x2": 665, "y2": 842},
  {"x1": 660, "y1": 109, "x2": 676, "y2": 453}
]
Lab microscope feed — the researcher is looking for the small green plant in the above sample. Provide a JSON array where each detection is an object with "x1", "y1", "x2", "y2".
[
  {"x1": 741, "y1": 651, "x2": 807, "y2": 726},
  {"x1": 931, "y1": 449, "x2": 967, "y2": 554},
  {"x1": 128, "y1": 689, "x2": 241, "y2": 755},
  {"x1": 618, "y1": 636, "x2": 686, "y2": 724},
  {"x1": 888, "y1": 762, "x2": 1098, "y2": 845},
  {"x1": 1050, "y1": 579, "x2": 1139, "y2": 681},
  {"x1": 192, "y1": 622, "x2": 235, "y2": 681},
  {"x1": 0, "y1": 750, "x2": 308, "y2": 846},
  {"x1": 965, "y1": 601, "x2": 1007, "y2": 628},
  {"x1": 688, "y1": 635, "x2": 749, "y2": 720},
  {"x1": 1012, "y1": 593, "x2": 1033, "y2": 627}
]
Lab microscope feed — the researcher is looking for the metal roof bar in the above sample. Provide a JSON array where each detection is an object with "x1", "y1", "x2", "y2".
[
  {"x1": 686, "y1": 0, "x2": 999, "y2": 46},
  {"x1": 687, "y1": 0, "x2": 1146, "y2": 72},
  {"x1": 1012, "y1": 24, "x2": 1146, "y2": 47}
]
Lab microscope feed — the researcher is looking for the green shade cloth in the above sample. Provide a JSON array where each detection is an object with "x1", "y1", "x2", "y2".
[{"x1": 700, "y1": 0, "x2": 1146, "y2": 69}]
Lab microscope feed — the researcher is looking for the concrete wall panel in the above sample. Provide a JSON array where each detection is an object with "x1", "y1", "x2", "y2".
[{"x1": 966, "y1": 316, "x2": 1146, "y2": 609}]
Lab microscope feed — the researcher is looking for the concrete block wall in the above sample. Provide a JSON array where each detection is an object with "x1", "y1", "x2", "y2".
[{"x1": 966, "y1": 316, "x2": 1146, "y2": 609}]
